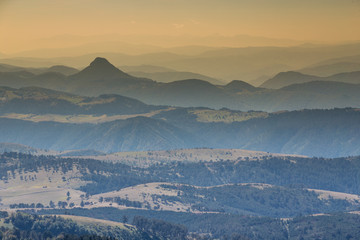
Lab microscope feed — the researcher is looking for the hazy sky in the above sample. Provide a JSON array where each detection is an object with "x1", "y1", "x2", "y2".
[{"x1": 0, "y1": 0, "x2": 360, "y2": 54}]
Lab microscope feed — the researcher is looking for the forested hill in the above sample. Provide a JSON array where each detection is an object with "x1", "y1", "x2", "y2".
[{"x1": 0, "y1": 108, "x2": 359, "y2": 157}]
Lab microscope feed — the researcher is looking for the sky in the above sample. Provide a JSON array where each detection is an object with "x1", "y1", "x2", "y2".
[{"x1": 0, "y1": 0, "x2": 360, "y2": 54}]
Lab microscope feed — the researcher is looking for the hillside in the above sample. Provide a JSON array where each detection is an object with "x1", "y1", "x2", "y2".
[{"x1": 89, "y1": 182, "x2": 360, "y2": 217}]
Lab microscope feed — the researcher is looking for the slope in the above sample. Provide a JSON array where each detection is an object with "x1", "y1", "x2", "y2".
[{"x1": 0, "y1": 117, "x2": 200, "y2": 152}]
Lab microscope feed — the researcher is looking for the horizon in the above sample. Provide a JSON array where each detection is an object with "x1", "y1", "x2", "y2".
[{"x1": 1, "y1": 0, "x2": 360, "y2": 55}]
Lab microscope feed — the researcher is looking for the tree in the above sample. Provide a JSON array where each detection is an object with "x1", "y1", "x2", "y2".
[
  {"x1": 49, "y1": 201, "x2": 55, "y2": 208},
  {"x1": 122, "y1": 215, "x2": 128, "y2": 224},
  {"x1": 35, "y1": 203, "x2": 44, "y2": 208}
]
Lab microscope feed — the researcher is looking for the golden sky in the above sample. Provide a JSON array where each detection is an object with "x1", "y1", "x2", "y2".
[{"x1": 0, "y1": 0, "x2": 360, "y2": 54}]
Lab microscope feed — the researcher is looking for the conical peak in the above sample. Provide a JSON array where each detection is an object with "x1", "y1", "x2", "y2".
[
  {"x1": 85, "y1": 57, "x2": 129, "y2": 77},
  {"x1": 90, "y1": 57, "x2": 114, "y2": 68}
]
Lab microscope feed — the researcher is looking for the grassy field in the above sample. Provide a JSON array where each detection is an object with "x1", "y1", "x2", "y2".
[
  {"x1": 190, "y1": 109, "x2": 268, "y2": 123},
  {"x1": 54, "y1": 215, "x2": 131, "y2": 229},
  {"x1": 79, "y1": 148, "x2": 304, "y2": 167},
  {"x1": 0, "y1": 108, "x2": 174, "y2": 124},
  {"x1": 0, "y1": 167, "x2": 87, "y2": 208}
]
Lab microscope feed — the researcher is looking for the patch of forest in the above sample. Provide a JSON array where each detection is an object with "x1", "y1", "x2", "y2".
[{"x1": 2, "y1": 152, "x2": 360, "y2": 195}]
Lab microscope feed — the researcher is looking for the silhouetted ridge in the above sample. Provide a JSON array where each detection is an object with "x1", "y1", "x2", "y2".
[
  {"x1": 71, "y1": 57, "x2": 132, "y2": 80},
  {"x1": 48, "y1": 65, "x2": 79, "y2": 75},
  {"x1": 167, "y1": 79, "x2": 215, "y2": 87},
  {"x1": 224, "y1": 80, "x2": 259, "y2": 92},
  {"x1": 261, "y1": 70, "x2": 360, "y2": 89},
  {"x1": 260, "y1": 71, "x2": 320, "y2": 89}
]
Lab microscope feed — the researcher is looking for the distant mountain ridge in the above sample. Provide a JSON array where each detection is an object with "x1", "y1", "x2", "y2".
[
  {"x1": 0, "y1": 62, "x2": 78, "y2": 75},
  {"x1": 3, "y1": 42, "x2": 360, "y2": 82},
  {"x1": 261, "y1": 70, "x2": 360, "y2": 89},
  {"x1": 298, "y1": 61, "x2": 360, "y2": 77},
  {"x1": 223, "y1": 80, "x2": 260, "y2": 93},
  {"x1": 128, "y1": 70, "x2": 224, "y2": 85}
]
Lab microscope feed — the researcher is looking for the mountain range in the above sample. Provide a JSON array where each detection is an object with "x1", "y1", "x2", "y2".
[{"x1": 1, "y1": 57, "x2": 360, "y2": 111}]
